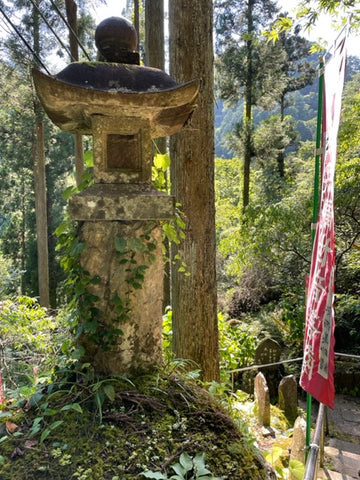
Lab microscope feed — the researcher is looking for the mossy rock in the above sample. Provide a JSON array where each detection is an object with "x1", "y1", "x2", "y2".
[{"x1": 0, "y1": 373, "x2": 276, "y2": 479}]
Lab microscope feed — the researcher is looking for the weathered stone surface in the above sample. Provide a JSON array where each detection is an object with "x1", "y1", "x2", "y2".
[
  {"x1": 254, "y1": 372, "x2": 270, "y2": 427},
  {"x1": 255, "y1": 338, "x2": 281, "y2": 366},
  {"x1": 255, "y1": 338, "x2": 283, "y2": 399},
  {"x1": 279, "y1": 375, "x2": 298, "y2": 424},
  {"x1": 79, "y1": 221, "x2": 164, "y2": 375},
  {"x1": 32, "y1": 68, "x2": 199, "y2": 138},
  {"x1": 290, "y1": 416, "x2": 307, "y2": 478},
  {"x1": 92, "y1": 115, "x2": 152, "y2": 184},
  {"x1": 69, "y1": 184, "x2": 174, "y2": 221},
  {"x1": 56, "y1": 63, "x2": 177, "y2": 91}
]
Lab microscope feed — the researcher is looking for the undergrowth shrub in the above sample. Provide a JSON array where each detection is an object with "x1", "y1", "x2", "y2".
[{"x1": 0, "y1": 296, "x2": 67, "y2": 391}]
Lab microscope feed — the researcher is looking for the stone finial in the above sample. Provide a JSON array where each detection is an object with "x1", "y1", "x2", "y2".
[{"x1": 95, "y1": 16, "x2": 139, "y2": 64}]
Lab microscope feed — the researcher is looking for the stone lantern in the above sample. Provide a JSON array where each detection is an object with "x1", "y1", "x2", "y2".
[{"x1": 32, "y1": 17, "x2": 199, "y2": 375}]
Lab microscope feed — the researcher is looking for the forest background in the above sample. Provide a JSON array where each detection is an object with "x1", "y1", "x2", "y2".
[{"x1": 0, "y1": 0, "x2": 359, "y2": 393}]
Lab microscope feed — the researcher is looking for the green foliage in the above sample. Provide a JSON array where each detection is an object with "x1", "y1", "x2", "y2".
[
  {"x1": 265, "y1": 445, "x2": 305, "y2": 479},
  {"x1": 152, "y1": 152, "x2": 171, "y2": 192},
  {"x1": 0, "y1": 296, "x2": 66, "y2": 389},
  {"x1": 0, "y1": 60, "x2": 73, "y2": 303},
  {"x1": 334, "y1": 294, "x2": 360, "y2": 354},
  {"x1": 278, "y1": 287, "x2": 306, "y2": 349},
  {"x1": 216, "y1": 154, "x2": 313, "y2": 318},
  {"x1": 113, "y1": 228, "x2": 157, "y2": 325},
  {"x1": 162, "y1": 308, "x2": 173, "y2": 362},
  {"x1": 141, "y1": 452, "x2": 225, "y2": 480},
  {"x1": 218, "y1": 313, "x2": 256, "y2": 374},
  {"x1": 55, "y1": 157, "x2": 121, "y2": 354}
]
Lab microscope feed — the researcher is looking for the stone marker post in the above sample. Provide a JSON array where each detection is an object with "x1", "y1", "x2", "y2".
[
  {"x1": 290, "y1": 416, "x2": 307, "y2": 480},
  {"x1": 254, "y1": 372, "x2": 271, "y2": 427},
  {"x1": 278, "y1": 374, "x2": 298, "y2": 424},
  {"x1": 33, "y1": 16, "x2": 199, "y2": 375}
]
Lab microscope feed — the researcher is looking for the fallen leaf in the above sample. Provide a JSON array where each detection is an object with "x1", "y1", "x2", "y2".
[
  {"x1": 24, "y1": 439, "x2": 38, "y2": 449},
  {"x1": 10, "y1": 447, "x2": 24, "y2": 458},
  {"x1": 5, "y1": 421, "x2": 18, "y2": 434}
]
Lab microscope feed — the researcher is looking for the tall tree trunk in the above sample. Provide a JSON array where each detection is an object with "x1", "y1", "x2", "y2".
[
  {"x1": 145, "y1": 0, "x2": 170, "y2": 309},
  {"x1": 134, "y1": 0, "x2": 139, "y2": 50},
  {"x1": 33, "y1": 3, "x2": 50, "y2": 307},
  {"x1": 33, "y1": 121, "x2": 50, "y2": 308},
  {"x1": 169, "y1": 0, "x2": 219, "y2": 382},
  {"x1": 277, "y1": 94, "x2": 285, "y2": 177},
  {"x1": 65, "y1": 0, "x2": 84, "y2": 186},
  {"x1": 145, "y1": 0, "x2": 164, "y2": 69},
  {"x1": 243, "y1": 0, "x2": 254, "y2": 211}
]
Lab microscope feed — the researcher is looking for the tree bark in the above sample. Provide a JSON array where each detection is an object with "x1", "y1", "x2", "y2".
[
  {"x1": 65, "y1": 0, "x2": 84, "y2": 186},
  {"x1": 145, "y1": 0, "x2": 170, "y2": 309},
  {"x1": 243, "y1": 0, "x2": 254, "y2": 211},
  {"x1": 32, "y1": 4, "x2": 49, "y2": 307},
  {"x1": 134, "y1": 0, "x2": 139, "y2": 51},
  {"x1": 33, "y1": 121, "x2": 50, "y2": 308},
  {"x1": 145, "y1": 0, "x2": 164, "y2": 69},
  {"x1": 169, "y1": 0, "x2": 219, "y2": 381}
]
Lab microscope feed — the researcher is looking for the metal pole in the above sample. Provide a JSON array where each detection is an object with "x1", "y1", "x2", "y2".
[
  {"x1": 304, "y1": 403, "x2": 326, "y2": 480},
  {"x1": 306, "y1": 55, "x2": 325, "y2": 454}
]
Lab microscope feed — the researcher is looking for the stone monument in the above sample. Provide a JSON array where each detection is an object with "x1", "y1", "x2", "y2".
[
  {"x1": 254, "y1": 372, "x2": 271, "y2": 427},
  {"x1": 278, "y1": 374, "x2": 298, "y2": 423},
  {"x1": 32, "y1": 16, "x2": 199, "y2": 375}
]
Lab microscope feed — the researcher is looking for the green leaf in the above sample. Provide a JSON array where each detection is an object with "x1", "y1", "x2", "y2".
[
  {"x1": 61, "y1": 403, "x2": 83, "y2": 414},
  {"x1": 83, "y1": 149, "x2": 94, "y2": 167},
  {"x1": 62, "y1": 185, "x2": 76, "y2": 200},
  {"x1": 40, "y1": 428, "x2": 51, "y2": 443},
  {"x1": 103, "y1": 384, "x2": 116, "y2": 402},
  {"x1": 179, "y1": 452, "x2": 193, "y2": 472},
  {"x1": 72, "y1": 346, "x2": 86, "y2": 359},
  {"x1": 289, "y1": 459, "x2": 305, "y2": 480},
  {"x1": 163, "y1": 223, "x2": 180, "y2": 244},
  {"x1": 140, "y1": 471, "x2": 167, "y2": 479},
  {"x1": 0, "y1": 411, "x2": 11, "y2": 419},
  {"x1": 171, "y1": 463, "x2": 186, "y2": 477},
  {"x1": 193, "y1": 453, "x2": 211, "y2": 476},
  {"x1": 70, "y1": 242, "x2": 86, "y2": 257},
  {"x1": 115, "y1": 237, "x2": 127, "y2": 253},
  {"x1": 50, "y1": 420, "x2": 64, "y2": 431},
  {"x1": 128, "y1": 237, "x2": 146, "y2": 253},
  {"x1": 154, "y1": 153, "x2": 170, "y2": 170}
]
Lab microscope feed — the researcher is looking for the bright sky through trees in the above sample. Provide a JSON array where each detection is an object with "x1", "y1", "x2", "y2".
[{"x1": 94, "y1": 0, "x2": 358, "y2": 56}]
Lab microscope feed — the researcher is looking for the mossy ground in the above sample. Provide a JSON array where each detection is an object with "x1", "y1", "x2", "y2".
[{"x1": 0, "y1": 371, "x2": 275, "y2": 480}]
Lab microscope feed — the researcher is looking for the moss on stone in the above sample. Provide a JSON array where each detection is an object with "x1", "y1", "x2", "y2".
[{"x1": 0, "y1": 372, "x2": 275, "y2": 479}]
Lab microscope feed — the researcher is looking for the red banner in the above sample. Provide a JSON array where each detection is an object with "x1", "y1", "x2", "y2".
[{"x1": 300, "y1": 35, "x2": 347, "y2": 409}]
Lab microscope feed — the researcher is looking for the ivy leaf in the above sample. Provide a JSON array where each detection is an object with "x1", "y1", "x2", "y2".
[
  {"x1": 154, "y1": 153, "x2": 170, "y2": 170},
  {"x1": 115, "y1": 237, "x2": 127, "y2": 253},
  {"x1": 128, "y1": 237, "x2": 146, "y2": 253},
  {"x1": 83, "y1": 149, "x2": 94, "y2": 167}
]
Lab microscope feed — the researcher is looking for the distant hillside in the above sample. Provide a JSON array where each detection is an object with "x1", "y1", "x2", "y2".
[{"x1": 215, "y1": 54, "x2": 360, "y2": 159}]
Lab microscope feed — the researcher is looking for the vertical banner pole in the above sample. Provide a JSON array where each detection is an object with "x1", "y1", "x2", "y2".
[{"x1": 306, "y1": 55, "x2": 325, "y2": 452}]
